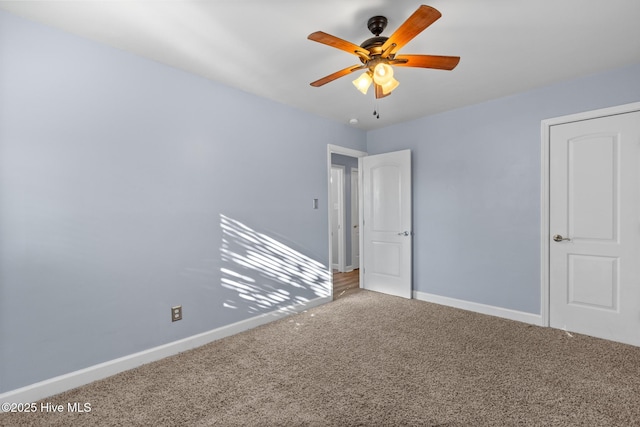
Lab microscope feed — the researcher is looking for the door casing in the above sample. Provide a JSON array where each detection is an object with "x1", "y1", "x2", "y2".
[
  {"x1": 351, "y1": 168, "x2": 360, "y2": 270},
  {"x1": 540, "y1": 101, "x2": 640, "y2": 327}
]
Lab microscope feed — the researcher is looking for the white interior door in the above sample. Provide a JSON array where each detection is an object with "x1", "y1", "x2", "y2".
[
  {"x1": 351, "y1": 168, "x2": 360, "y2": 269},
  {"x1": 362, "y1": 150, "x2": 412, "y2": 299},
  {"x1": 549, "y1": 110, "x2": 640, "y2": 346}
]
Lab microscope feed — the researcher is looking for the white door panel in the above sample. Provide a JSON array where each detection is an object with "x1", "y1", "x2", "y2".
[
  {"x1": 549, "y1": 111, "x2": 640, "y2": 346},
  {"x1": 362, "y1": 150, "x2": 412, "y2": 299}
]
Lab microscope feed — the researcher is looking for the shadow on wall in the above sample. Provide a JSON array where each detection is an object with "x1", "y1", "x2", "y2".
[{"x1": 220, "y1": 214, "x2": 331, "y2": 315}]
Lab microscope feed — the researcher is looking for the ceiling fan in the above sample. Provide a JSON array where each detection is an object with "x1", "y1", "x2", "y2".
[{"x1": 308, "y1": 4, "x2": 460, "y2": 98}]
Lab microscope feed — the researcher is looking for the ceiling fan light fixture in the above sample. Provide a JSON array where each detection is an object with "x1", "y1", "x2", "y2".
[
  {"x1": 372, "y1": 63, "x2": 394, "y2": 85},
  {"x1": 352, "y1": 72, "x2": 373, "y2": 94},
  {"x1": 380, "y1": 77, "x2": 400, "y2": 95},
  {"x1": 308, "y1": 5, "x2": 459, "y2": 102}
]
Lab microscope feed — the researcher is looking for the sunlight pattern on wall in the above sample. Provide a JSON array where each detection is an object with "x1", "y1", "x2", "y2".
[{"x1": 220, "y1": 214, "x2": 330, "y2": 314}]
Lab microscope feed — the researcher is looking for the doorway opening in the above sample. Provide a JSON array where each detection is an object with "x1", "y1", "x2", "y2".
[{"x1": 327, "y1": 145, "x2": 367, "y2": 300}]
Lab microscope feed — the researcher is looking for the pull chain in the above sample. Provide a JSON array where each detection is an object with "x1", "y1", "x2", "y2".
[{"x1": 373, "y1": 97, "x2": 380, "y2": 119}]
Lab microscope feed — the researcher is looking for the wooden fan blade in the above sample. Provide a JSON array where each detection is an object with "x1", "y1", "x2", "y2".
[
  {"x1": 381, "y1": 5, "x2": 441, "y2": 58},
  {"x1": 375, "y1": 84, "x2": 391, "y2": 99},
  {"x1": 310, "y1": 65, "x2": 365, "y2": 87},
  {"x1": 308, "y1": 31, "x2": 371, "y2": 59},
  {"x1": 392, "y1": 54, "x2": 460, "y2": 70}
]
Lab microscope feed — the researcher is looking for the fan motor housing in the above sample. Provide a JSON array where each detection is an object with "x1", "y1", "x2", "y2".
[{"x1": 360, "y1": 36, "x2": 388, "y2": 54}]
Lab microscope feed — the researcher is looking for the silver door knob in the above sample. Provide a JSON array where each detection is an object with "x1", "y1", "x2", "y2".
[
  {"x1": 397, "y1": 231, "x2": 410, "y2": 236},
  {"x1": 553, "y1": 234, "x2": 571, "y2": 242}
]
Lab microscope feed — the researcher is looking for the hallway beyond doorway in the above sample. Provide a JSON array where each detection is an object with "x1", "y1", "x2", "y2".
[{"x1": 333, "y1": 269, "x2": 359, "y2": 300}]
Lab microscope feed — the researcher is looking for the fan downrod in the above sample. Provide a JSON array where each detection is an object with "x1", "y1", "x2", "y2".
[{"x1": 360, "y1": 15, "x2": 390, "y2": 56}]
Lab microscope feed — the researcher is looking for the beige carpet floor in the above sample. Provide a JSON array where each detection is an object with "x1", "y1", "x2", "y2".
[{"x1": 2, "y1": 289, "x2": 640, "y2": 426}]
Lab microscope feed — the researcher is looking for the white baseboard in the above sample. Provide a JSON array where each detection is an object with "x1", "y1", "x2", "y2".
[
  {"x1": 413, "y1": 290, "x2": 544, "y2": 326},
  {"x1": 0, "y1": 295, "x2": 331, "y2": 406}
]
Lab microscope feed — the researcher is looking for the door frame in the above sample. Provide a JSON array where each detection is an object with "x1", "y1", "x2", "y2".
[
  {"x1": 327, "y1": 144, "x2": 367, "y2": 292},
  {"x1": 351, "y1": 167, "x2": 360, "y2": 270},
  {"x1": 540, "y1": 101, "x2": 640, "y2": 328}
]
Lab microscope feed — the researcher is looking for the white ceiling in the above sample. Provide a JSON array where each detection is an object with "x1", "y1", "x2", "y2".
[{"x1": 2, "y1": 0, "x2": 639, "y2": 130}]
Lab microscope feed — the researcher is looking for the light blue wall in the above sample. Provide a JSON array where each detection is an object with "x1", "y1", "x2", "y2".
[
  {"x1": 0, "y1": 10, "x2": 366, "y2": 393},
  {"x1": 3, "y1": 5, "x2": 640, "y2": 396},
  {"x1": 367, "y1": 61, "x2": 640, "y2": 314}
]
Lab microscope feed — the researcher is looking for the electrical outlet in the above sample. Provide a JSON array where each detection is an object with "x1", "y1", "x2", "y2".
[{"x1": 171, "y1": 305, "x2": 182, "y2": 322}]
